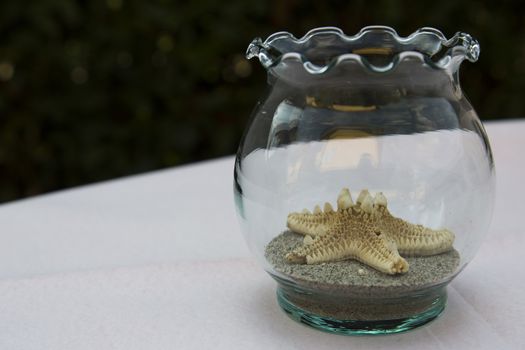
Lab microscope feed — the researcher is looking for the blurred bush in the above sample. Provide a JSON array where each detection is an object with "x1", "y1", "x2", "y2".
[{"x1": 0, "y1": 0, "x2": 523, "y2": 202}]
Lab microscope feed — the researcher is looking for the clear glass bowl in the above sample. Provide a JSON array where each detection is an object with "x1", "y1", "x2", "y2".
[{"x1": 234, "y1": 26, "x2": 495, "y2": 335}]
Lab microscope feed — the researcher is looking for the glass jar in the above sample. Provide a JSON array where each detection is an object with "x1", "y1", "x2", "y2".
[{"x1": 234, "y1": 26, "x2": 495, "y2": 335}]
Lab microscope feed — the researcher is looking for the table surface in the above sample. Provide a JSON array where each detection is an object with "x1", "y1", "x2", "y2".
[{"x1": 0, "y1": 120, "x2": 523, "y2": 350}]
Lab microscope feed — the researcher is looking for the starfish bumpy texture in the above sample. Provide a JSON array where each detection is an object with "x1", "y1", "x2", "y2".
[{"x1": 285, "y1": 189, "x2": 455, "y2": 275}]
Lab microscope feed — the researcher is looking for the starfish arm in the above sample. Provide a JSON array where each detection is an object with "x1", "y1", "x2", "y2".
[
  {"x1": 286, "y1": 212, "x2": 331, "y2": 236},
  {"x1": 378, "y1": 209, "x2": 455, "y2": 256},
  {"x1": 285, "y1": 230, "x2": 346, "y2": 263},
  {"x1": 287, "y1": 189, "x2": 354, "y2": 237},
  {"x1": 395, "y1": 224, "x2": 455, "y2": 256},
  {"x1": 351, "y1": 232, "x2": 409, "y2": 275}
]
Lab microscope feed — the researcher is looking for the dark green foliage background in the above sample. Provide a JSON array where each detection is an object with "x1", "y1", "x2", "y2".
[{"x1": 0, "y1": 1, "x2": 523, "y2": 202}]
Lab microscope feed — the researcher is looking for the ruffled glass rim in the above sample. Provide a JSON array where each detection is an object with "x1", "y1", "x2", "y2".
[{"x1": 246, "y1": 26, "x2": 480, "y2": 74}]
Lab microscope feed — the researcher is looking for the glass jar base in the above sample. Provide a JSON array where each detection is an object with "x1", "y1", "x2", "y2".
[{"x1": 276, "y1": 287, "x2": 447, "y2": 335}]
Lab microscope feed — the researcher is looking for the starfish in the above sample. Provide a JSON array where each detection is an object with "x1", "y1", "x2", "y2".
[{"x1": 285, "y1": 189, "x2": 455, "y2": 275}]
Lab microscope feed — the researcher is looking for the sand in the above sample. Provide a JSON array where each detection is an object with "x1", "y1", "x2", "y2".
[{"x1": 265, "y1": 231, "x2": 461, "y2": 320}]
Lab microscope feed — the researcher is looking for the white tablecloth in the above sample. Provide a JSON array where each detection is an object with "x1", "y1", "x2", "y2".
[{"x1": 0, "y1": 121, "x2": 523, "y2": 349}]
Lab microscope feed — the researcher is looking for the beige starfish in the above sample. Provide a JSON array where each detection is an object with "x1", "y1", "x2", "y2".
[{"x1": 285, "y1": 189, "x2": 455, "y2": 274}]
